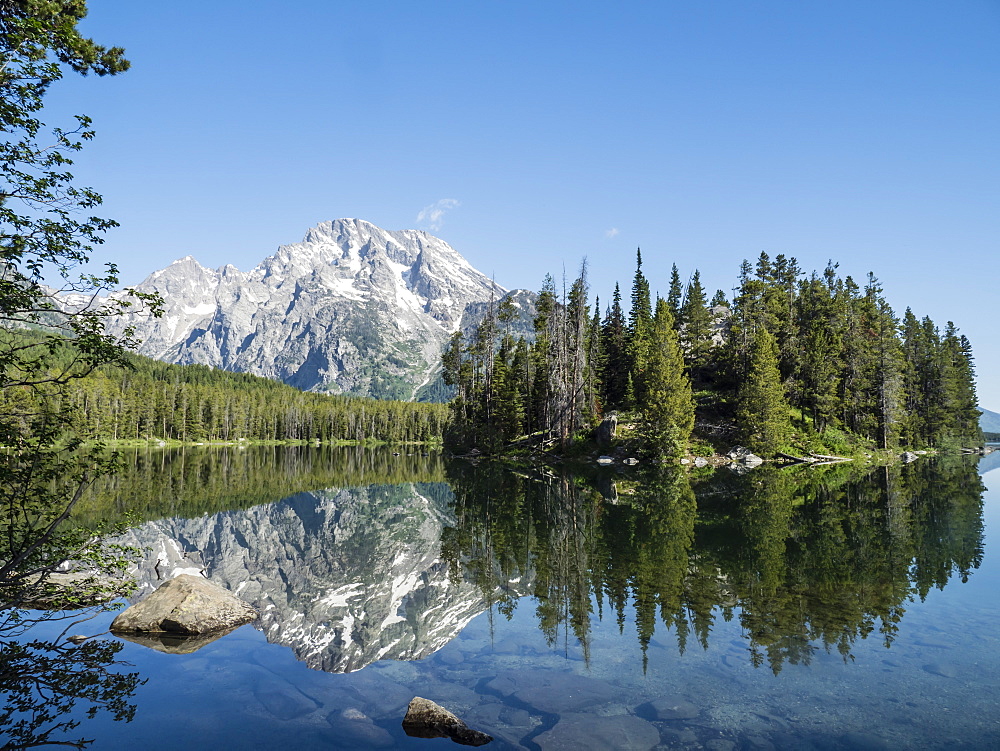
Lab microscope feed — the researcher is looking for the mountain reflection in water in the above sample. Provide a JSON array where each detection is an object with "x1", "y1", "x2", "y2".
[
  {"x1": 108, "y1": 448, "x2": 986, "y2": 676},
  {"x1": 4, "y1": 446, "x2": 995, "y2": 750}
]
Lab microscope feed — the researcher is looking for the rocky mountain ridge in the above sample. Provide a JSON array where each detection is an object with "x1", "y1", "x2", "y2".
[
  {"x1": 979, "y1": 407, "x2": 1000, "y2": 434},
  {"x1": 105, "y1": 218, "x2": 529, "y2": 400}
]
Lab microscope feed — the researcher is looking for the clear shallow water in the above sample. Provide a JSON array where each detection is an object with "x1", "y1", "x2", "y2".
[{"x1": 5, "y1": 448, "x2": 1000, "y2": 750}]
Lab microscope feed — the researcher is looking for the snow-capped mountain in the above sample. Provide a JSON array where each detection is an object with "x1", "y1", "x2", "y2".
[
  {"x1": 108, "y1": 219, "x2": 517, "y2": 399},
  {"x1": 122, "y1": 482, "x2": 526, "y2": 672}
]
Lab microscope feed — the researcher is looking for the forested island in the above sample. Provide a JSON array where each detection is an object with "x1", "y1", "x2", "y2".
[{"x1": 443, "y1": 251, "x2": 982, "y2": 460}]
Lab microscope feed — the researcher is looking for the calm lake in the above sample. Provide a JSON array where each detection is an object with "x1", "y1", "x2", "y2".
[{"x1": 6, "y1": 446, "x2": 1000, "y2": 750}]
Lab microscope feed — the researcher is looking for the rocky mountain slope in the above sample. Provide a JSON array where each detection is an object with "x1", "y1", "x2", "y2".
[
  {"x1": 106, "y1": 219, "x2": 528, "y2": 400},
  {"x1": 979, "y1": 407, "x2": 1000, "y2": 434}
]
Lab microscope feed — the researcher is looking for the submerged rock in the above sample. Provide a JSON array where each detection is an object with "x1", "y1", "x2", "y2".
[
  {"x1": 402, "y1": 696, "x2": 493, "y2": 746},
  {"x1": 485, "y1": 669, "x2": 616, "y2": 714},
  {"x1": 110, "y1": 574, "x2": 257, "y2": 636},
  {"x1": 254, "y1": 683, "x2": 319, "y2": 720},
  {"x1": 328, "y1": 708, "x2": 394, "y2": 749},
  {"x1": 534, "y1": 714, "x2": 660, "y2": 750},
  {"x1": 640, "y1": 695, "x2": 701, "y2": 720}
]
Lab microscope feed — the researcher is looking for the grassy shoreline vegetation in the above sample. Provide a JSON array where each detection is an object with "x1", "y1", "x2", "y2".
[{"x1": 444, "y1": 252, "x2": 982, "y2": 464}]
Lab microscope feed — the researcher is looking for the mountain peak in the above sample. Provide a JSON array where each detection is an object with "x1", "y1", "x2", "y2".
[{"x1": 106, "y1": 219, "x2": 508, "y2": 400}]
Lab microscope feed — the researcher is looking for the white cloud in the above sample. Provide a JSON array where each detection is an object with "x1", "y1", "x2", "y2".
[
  {"x1": 605, "y1": 227, "x2": 620, "y2": 238},
  {"x1": 417, "y1": 198, "x2": 460, "y2": 231}
]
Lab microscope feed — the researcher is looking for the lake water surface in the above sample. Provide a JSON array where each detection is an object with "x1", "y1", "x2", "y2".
[{"x1": 6, "y1": 446, "x2": 1000, "y2": 749}]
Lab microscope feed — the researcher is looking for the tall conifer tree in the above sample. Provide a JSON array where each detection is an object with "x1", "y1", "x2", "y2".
[
  {"x1": 736, "y1": 326, "x2": 791, "y2": 456},
  {"x1": 628, "y1": 249, "x2": 653, "y2": 405},
  {"x1": 641, "y1": 299, "x2": 695, "y2": 459},
  {"x1": 600, "y1": 284, "x2": 629, "y2": 408},
  {"x1": 679, "y1": 269, "x2": 713, "y2": 380},
  {"x1": 667, "y1": 264, "x2": 684, "y2": 320}
]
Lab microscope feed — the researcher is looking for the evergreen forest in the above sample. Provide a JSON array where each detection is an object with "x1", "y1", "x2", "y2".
[
  {"x1": 443, "y1": 251, "x2": 982, "y2": 458},
  {"x1": 0, "y1": 331, "x2": 449, "y2": 445}
]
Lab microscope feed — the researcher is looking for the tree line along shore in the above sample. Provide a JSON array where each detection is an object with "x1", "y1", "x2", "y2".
[{"x1": 442, "y1": 251, "x2": 982, "y2": 461}]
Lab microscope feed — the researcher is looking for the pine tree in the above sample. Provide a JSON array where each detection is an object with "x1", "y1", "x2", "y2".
[
  {"x1": 678, "y1": 269, "x2": 713, "y2": 380},
  {"x1": 600, "y1": 283, "x2": 629, "y2": 409},
  {"x1": 871, "y1": 290, "x2": 906, "y2": 450},
  {"x1": 795, "y1": 274, "x2": 843, "y2": 431},
  {"x1": 667, "y1": 263, "x2": 684, "y2": 320},
  {"x1": 736, "y1": 326, "x2": 791, "y2": 456},
  {"x1": 941, "y1": 324, "x2": 981, "y2": 446},
  {"x1": 899, "y1": 307, "x2": 925, "y2": 444},
  {"x1": 641, "y1": 299, "x2": 695, "y2": 459},
  {"x1": 628, "y1": 249, "x2": 653, "y2": 405}
]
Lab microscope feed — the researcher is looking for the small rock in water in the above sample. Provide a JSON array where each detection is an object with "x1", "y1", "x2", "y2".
[
  {"x1": 661, "y1": 727, "x2": 699, "y2": 744},
  {"x1": 329, "y1": 708, "x2": 394, "y2": 749},
  {"x1": 922, "y1": 662, "x2": 959, "y2": 678},
  {"x1": 402, "y1": 696, "x2": 493, "y2": 746},
  {"x1": 640, "y1": 695, "x2": 701, "y2": 720}
]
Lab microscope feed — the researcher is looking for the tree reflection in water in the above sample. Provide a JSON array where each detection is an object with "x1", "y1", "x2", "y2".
[
  {"x1": 0, "y1": 632, "x2": 142, "y2": 750},
  {"x1": 443, "y1": 456, "x2": 984, "y2": 674}
]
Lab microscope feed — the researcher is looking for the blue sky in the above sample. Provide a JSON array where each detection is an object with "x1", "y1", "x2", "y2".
[{"x1": 52, "y1": 1, "x2": 1000, "y2": 408}]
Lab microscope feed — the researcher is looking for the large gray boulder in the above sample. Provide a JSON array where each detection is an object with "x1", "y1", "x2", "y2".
[
  {"x1": 726, "y1": 446, "x2": 764, "y2": 467},
  {"x1": 110, "y1": 574, "x2": 257, "y2": 636},
  {"x1": 402, "y1": 697, "x2": 492, "y2": 746}
]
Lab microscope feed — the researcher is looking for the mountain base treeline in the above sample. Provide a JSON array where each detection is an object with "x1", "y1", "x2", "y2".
[{"x1": 1, "y1": 332, "x2": 449, "y2": 444}]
